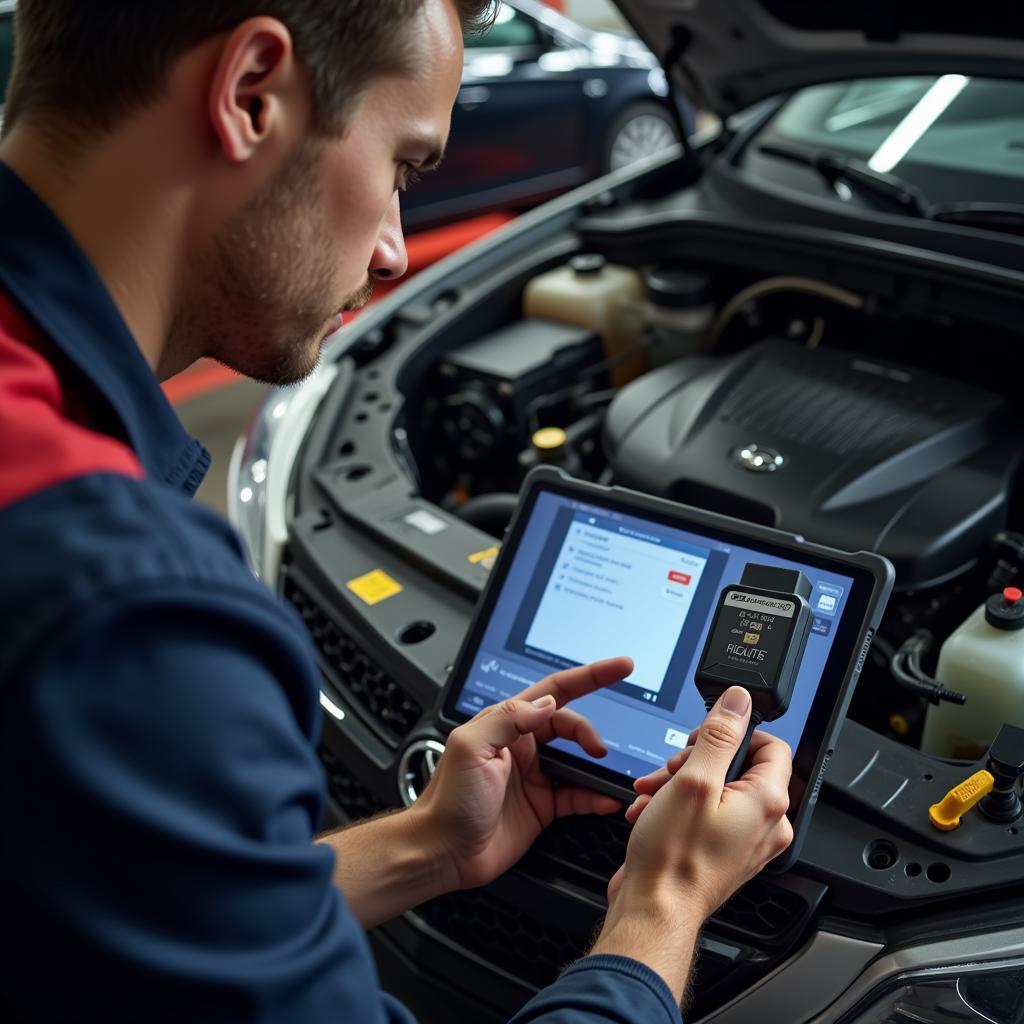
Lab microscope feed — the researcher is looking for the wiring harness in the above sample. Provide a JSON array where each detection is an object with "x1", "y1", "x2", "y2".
[{"x1": 891, "y1": 630, "x2": 967, "y2": 707}]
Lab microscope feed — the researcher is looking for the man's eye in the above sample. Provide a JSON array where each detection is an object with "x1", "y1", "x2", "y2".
[{"x1": 398, "y1": 166, "x2": 423, "y2": 193}]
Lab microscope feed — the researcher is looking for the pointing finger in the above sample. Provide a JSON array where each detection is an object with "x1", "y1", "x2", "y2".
[{"x1": 517, "y1": 657, "x2": 634, "y2": 708}]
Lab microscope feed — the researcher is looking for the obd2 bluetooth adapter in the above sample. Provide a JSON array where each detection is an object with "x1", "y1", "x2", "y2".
[{"x1": 695, "y1": 564, "x2": 813, "y2": 782}]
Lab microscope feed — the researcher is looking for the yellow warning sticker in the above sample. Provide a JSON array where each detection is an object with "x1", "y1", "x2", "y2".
[
  {"x1": 468, "y1": 546, "x2": 500, "y2": 571},
  {"x1": 346, "y1": 569, "x2": 403, "y2": 606}
]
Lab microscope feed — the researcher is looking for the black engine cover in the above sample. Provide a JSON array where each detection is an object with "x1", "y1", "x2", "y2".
[{"x1": 604, "y1": 340, "x2": 1020, "y2": 590}]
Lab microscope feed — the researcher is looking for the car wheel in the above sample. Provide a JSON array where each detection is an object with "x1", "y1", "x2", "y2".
[{"x1": 604, "y1": 102, "x2": 680, "y2": 173}]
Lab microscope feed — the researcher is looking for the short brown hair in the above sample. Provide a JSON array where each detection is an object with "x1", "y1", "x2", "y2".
[{"x1": 5, "y1": 0, "x2": 496, "y2": 137}]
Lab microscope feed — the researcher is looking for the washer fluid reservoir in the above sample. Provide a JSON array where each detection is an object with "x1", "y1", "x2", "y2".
[{"x1": 922, "y1": 587, "x2": 1024, "y2": 759}]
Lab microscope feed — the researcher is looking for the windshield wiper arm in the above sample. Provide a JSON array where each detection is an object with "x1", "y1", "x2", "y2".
[
  {"x1": 758, "y1": 142, "x2": 930, "y2": 217},
  {"x1": 759, "y1": 142, "x2": 1024, "y2": 238},
  {"x1": 928, "y1": 203, "x2": 1024, "y2": 238}
]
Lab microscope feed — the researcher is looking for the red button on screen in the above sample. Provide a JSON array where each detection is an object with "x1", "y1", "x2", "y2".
[{"x1": 668, "y1": 571, "x2": 692, "y2": 585}]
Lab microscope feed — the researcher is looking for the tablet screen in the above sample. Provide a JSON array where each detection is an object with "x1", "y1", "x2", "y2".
[{"x1": 448, "y1": 487, "x2": 857, "y2": 782}]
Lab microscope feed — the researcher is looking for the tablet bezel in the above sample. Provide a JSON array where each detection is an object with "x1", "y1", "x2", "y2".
[{"x1": 439, "y1": 467, "x2": 894, "y2": 871}]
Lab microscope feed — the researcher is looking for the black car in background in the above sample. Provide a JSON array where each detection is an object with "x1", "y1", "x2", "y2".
[
  {"x1": 401, "y1": 0, "x2": 688, "y2": 229},
  {"x1": 0, "y1": 1, "x2": 686, "y2": 227},
  {"x1": 0, "y1": 1, "x2": 13, "y2": 129}
]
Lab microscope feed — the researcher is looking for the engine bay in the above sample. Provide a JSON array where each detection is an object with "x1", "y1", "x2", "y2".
[
  {"x1": 399, "y1": 249, "x2": 1024, "y2": 757},
  {"x1": 280, "y1": 177, "x2": 1024, "y2": 1020}
]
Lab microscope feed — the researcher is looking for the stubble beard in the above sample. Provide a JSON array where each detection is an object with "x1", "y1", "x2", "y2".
[{"x1": 170, "y1": 138, "x2": 371, "y2": 387}]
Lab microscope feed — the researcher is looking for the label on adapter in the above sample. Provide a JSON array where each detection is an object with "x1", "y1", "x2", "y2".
[
  {"x1": 699, "y1": 590, "x2": 799, "y2": 690},
  {"x1": 723, "y1": 592, "x2": 796, "y2": 617}
]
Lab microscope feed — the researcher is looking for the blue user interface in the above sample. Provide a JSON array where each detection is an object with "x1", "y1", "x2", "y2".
[{"x1": 452, "y1": 490, "x2": 854, "y2": 780}]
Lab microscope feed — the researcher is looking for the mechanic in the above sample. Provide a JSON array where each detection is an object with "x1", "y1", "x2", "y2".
[{"x1": 0, "y1": 2, "x2": 793, "y2": 1021}]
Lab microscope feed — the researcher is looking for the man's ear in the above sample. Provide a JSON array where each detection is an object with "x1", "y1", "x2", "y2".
[{"x1": 207, "y1": 17, "x2": 302, "y2": 164}]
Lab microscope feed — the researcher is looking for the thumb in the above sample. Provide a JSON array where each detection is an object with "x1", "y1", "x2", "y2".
[
  {"x1": 684, "y1": 687, "x2": 752, "y2": 790},
  {"x1": 462, "y1": 695, "x2": 558, "y2": 756}
]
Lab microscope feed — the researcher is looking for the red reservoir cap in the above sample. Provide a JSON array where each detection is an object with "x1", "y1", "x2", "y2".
[{"x1": 987, "y1": 587, "x2": 1024, "y2": 630}]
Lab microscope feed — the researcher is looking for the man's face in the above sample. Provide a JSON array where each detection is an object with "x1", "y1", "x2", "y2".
[{"x1": 177, "y1": 0, "x2": 464, "y2": 385}]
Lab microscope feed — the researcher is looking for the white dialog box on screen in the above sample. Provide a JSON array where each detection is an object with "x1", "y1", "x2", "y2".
[{"x1": 525, "y1": 521, "x2": 708, "y2": 695}]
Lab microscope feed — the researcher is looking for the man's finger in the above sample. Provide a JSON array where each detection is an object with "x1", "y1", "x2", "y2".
[
  {"x1": 517, "y1": 657, "x2": 634, "y2": 708},
  {"x1": 454, "y1": 696, "x2": 558, "y2": 756},
  {"x1": 552, "y1": 786, "x2": 621, "y2": 819},
  {"x1": 535, "y1": 707, "x2": 607, "y2": 757},
  {"x1": 735, "y1": 732, "x2": 794, "y2": 791},
  {"x1": 624, "y1": 793, "x2": 652, "y2": 824},
  {"x1": 633, "y1": 765, "x2": 671, "y2": 794},
  {"x1": 631, "y1": 724, "x2": 701, "y2": 793},
  {"x1": 741, "y1": 729, "x2": 783, "y2": 765},
  {"x1": 633, "y1": 747, "x2": 692, "y2": 794},
  {"x1": 678, "y1": 686, "x2": 752, "y2": 795}
]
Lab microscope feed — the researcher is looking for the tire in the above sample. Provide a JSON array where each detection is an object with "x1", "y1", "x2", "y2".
[{"x1": 603, "y1": 102, "x2": 681, "y2": 174}]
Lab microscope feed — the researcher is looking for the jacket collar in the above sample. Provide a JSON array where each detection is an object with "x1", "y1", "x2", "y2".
[{"x1": 0, "y1": 162, "x2": 210, "y2": 495}]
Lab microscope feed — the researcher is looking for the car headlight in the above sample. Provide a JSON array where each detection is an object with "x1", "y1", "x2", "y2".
[
  {"x1": 837, "y1": 958, "x2": 1024, "y2": 1023},
  {"x1": 228, "y1": 360, "x2": 339, "y2": 586}
]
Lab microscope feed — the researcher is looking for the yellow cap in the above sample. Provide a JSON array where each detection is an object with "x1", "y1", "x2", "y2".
[
  {"x1": 889, "y1": 713, "x2": 909, "y2": 737},
  {"x1": 532, "y1": 427, "x2": 567, "y2": 453},
  {"x1": 928, "y1": 770, "x2": 995, "y2": 831}
]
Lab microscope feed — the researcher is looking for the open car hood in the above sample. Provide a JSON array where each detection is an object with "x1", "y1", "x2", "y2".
[{"x1": 615, "y1": 0, "x2": 1024, "y2": 116}]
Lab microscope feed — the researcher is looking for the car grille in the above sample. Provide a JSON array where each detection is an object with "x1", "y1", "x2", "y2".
[
  {"x1": 318, "y1": 746, "x2": 388, "y2": 822},
  {"x1": 415, "y1": 887, "x2": 592, "y2": 991},
  {"x1": 284, "y1": 574, "x2": 423, "y2": 743},
  {"x1": 715, "y1": 877, "x2": 809, "y2": 945},
  {"x1": 529, "y1": 815, "x2": 808, "y2": 947},
  {"x1": 529, "y1": 814, "x2": 630, "y2": 884},
  {"x1": 413, "y1": 884, "x2": 742, "y2": 999}
]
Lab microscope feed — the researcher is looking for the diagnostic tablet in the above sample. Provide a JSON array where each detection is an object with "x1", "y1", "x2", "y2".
[{"x1": 440, "y1": 467, "x2": 893, "y2": 869}]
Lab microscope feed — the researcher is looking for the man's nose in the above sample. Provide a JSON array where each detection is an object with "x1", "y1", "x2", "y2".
[{"x1": 370, "y1": 193, "x2": 409, "y2": 281}]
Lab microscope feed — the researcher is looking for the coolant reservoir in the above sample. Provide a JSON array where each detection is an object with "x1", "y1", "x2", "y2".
[
  {"x1": 922, "y1": 587, "x2": 1024, "y2": 759},
  {"x1": 523, "y1": 254, "x2": 645, "y2": 386}
]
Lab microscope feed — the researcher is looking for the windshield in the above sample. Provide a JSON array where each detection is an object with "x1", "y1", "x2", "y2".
[{"x1": 759, "y1": 77, "x2": 1024, "y2": 205}]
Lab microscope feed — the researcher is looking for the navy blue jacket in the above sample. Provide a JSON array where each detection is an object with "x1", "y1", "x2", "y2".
[{"x1": 0, "y1": 162, "x2": 681, "y2": 1023}]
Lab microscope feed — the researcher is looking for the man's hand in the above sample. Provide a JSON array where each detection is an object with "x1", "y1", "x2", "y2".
[
  {"x1": 413, "y1": 657, "x2": 633, "y2": 893},
  {"x1": 590, "y1": 686, "x2": 793, "y2": 1005},
  {"x1": 320, "y1": 657, "x2": 630, "y2": 928}
]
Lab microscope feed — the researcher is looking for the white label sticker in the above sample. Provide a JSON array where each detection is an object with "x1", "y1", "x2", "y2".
[
  {"x1": 724, "y1": 591, "x2": 795, "y2": 617},
  {"x1": 404, "y1": 509, "x2": 448, "y2": 536}
]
